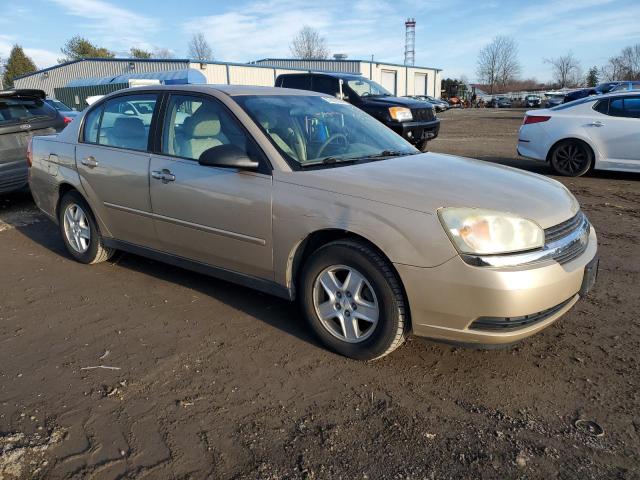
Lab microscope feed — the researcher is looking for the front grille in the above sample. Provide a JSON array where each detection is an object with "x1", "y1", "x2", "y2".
[
  {"x1": 469, "y1": 297, "x2": 574, "y2": 331},
  {"x1": 544, "y1": 211, "x2": 589, "y2": 264},
  {"x1": 545, "y1": 211, "x2": 585, "y2": 243},
  {"x1": 411, "y1": 108, "x2": 435, "y2": 121}
]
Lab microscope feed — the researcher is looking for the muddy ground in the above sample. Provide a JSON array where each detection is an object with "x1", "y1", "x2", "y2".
[{"x1": 1, "y1": 108, "x2": 639, "y2": 479}]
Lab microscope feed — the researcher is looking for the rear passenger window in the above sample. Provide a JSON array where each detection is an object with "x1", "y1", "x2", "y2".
[
  {"x1": 312, "y1": 76, "x2": 340, "y2": 96},
  {"x1": 85, "y1": 94, "x2": 158, "y2": 151},
  {"x1": 609, "y1": 99, "x2": 625, "y2": 117},
  {"x1": 623, "y1": 97, "x2": 640, "y2": 118},
  {"x1": 161, "y1": 95, "x2": 260, "y2": 163},
  {"x1": 279, "y1": 76, "x2": 309, "y2": 90}
]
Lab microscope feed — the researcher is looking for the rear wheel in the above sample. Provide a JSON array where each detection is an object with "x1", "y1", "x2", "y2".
[
  {"x1": 549, "y1": 140, "x2": 593, "y2": 177},
  {"x1": 58, "y1": 191, "x2": 114, "y2": 264},
  {"x1": 299, "y1": 240, "x2": 408, "y2": 360}
]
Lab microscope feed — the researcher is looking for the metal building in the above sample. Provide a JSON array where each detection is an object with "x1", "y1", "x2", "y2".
[
  {"x1": 252, "y1": 58, "x2": 442, "y2": 98},
  {"x1": 14, "y1": 56, "x2": 442, "y2": 105}
]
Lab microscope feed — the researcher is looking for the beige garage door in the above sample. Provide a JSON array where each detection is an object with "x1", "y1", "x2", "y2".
[
  {"x1": 414, "y1": 73, "x2": 427, "y2": 96},
  {"x1": 380, "y1": 70, "x2": 397, "y2": 95}
]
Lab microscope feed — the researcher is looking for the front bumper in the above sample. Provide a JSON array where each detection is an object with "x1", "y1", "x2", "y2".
[
  {"x1": 395, "y1": 226, "x2": 597, "y2": 345},
  {"x1": 389, "y1": 119, "x2": 441, "y2": 143}
]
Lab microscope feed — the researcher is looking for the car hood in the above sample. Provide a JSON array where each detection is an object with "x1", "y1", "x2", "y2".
[
  {"x1": 361, "y1": 95, "x2": 430, "y2": 109},
  {"x1": 284, "y1": 153, "x2": 579, "y2": 229}
]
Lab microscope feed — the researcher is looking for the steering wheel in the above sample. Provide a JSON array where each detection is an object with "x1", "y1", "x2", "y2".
[
  {"x1": 360, "y1": 92, "x2": 371, "y2": 97},
  {"x1": 316, "y1": 133, "x2": 348, "y2": 159}
]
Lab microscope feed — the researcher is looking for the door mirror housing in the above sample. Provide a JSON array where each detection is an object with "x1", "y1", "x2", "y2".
[{"x1": 198, "y1": 144, "x2": 259, "y2": 170}]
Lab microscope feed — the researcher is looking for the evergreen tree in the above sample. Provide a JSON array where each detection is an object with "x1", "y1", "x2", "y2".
[
  {"x1": 59, "y1": 36, "x2": 114, "y2": 62},
  {"x1": 130, "y1": 47, "x2": 152, "y2": 59},
  {"x1": 586, "y1": 66, "x2": 599, "y2": 87},
  {"x1": 2, "y1": 45, "x2": 37, "y2": 90}
]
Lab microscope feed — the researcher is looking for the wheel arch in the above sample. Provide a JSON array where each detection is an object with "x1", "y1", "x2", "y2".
[
  {"x1": 55, "y1": 183, "x2": 81, "y2": 220},
  {"x1": 288, "y1": 229, "x2": 412, "y2": 325},
  {"x1": 545, "y1": 136, "x2": 599, "y2": 164}
]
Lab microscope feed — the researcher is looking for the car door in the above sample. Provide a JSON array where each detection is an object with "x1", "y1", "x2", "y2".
[
  {"x1": 76, "y1": 92, "x2": 160, "y2": 248},
  {"x1": 586, "y1": 96, "x2": 640, "y2": 171},
  {"x1": 149, "y1": 93, "x2": 273, "y2": 281}
]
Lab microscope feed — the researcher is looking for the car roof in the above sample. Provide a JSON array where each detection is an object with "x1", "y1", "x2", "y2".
[
  {"x1": 278, "y1": 71, "x2": 363, "y2": 80},
  {"x1": 95, "y1": 84, "x2": 328, "y2": 98},
  {"x1": 0, "y1": 89, "x2": 46, "y2": 99}
]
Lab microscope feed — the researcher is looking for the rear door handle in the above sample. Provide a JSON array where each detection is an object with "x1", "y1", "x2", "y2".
[
  {"x1": 81, "y1": 156, "x2": 99, "y2": 168},
  {"x1": 151, "y1": 169, "x2": 175, "y2": 183},
  {"x1": 588, "y1": 121, "x2": 604, "y2": 127}
]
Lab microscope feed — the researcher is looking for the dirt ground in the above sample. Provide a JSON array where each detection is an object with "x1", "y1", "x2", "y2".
[{"x1": 1, "y1": 108, "x2": 639, "y2": 480}]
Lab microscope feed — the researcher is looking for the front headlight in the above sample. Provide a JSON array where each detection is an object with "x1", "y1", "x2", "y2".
[
  {"x1": 438, "y1": 208, "x2": 544, "y2": 255},
  {"x1": 389, "y1": 107, "x2": 413, "y2": 122}
]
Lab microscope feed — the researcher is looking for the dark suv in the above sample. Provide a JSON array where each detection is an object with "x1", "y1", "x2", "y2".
[
  {"x1": 276, "y1": 73, "x2": 440, "y2": 151},
  {"x1": 0, "y1": 89, "x2": 65, "y2": 194}
]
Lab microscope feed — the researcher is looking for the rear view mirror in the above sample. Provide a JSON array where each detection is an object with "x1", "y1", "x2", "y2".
[{"x1": 199, "y1": 144, "x2": 259, "y2": 170}]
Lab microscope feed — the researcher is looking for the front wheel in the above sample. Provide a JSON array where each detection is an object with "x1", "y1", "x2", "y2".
[
  {"x1": 416, "y1": 139, "x2": 430, "y2": 152},
  {"x1": 549, "y1": 140, "x2": 593, "y2": 177},
  {"x1": 299, "y1": 240, "x2": 408, "y2": 360}
]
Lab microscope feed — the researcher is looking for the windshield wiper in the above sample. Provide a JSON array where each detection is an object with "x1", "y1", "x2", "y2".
[
  {"x1": 364, "y1": 150, "x2": 415, "y2": 158},
  {"x1": 300, "y1": 156, "x2": 360, "y2": 168}
]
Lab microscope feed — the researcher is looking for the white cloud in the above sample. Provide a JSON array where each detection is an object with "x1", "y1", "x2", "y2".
[
  {"x1": 182, "y1": 0, "x2": 438, "y2": 63},
  {"x1": 49, "y1": 0, "x2": 161, "y2": 52}
]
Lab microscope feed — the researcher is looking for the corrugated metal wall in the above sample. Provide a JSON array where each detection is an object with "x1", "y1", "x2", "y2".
[
  {"x1": 54, "y1": 84, "x2": 128, "y2": 109},
  {"x1": 252, "y1": 59, "x2": 361, "y2": 73},
  {"x1": 14, "y1": 59, "x2": 189, "y2": 96}
]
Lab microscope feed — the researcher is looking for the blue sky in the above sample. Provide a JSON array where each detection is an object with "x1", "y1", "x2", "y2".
[{"x1": 1, "y1": 0, "x2": 638, "y2": 82}]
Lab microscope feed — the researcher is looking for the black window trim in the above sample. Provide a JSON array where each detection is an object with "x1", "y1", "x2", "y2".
[
  {"x1": 78, "y1": 90, "x2": 162, "y2": 152},
  {"x1": 153, "y1": 91, "x2": 273, "y2": 175}
]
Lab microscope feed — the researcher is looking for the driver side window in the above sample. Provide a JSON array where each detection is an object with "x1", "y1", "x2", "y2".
[{"x1": 162, "y1": 95, "x2": 259, "y2": 162}]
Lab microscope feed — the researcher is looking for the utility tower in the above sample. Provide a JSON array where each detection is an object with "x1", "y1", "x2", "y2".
[{"x1": 404, "y1": 18, "x2": 416, "y2": 66}]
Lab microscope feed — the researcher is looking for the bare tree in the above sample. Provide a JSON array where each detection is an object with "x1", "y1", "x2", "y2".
[
  {"x1": 188, "y1": 33, "x2": 213, "y2": 61},
  {"x1": 477, "y1": 36, "x2": 521, "y2": 94},
  {"x1": 602, "y1": 44, "x2": 640, "y2": 80},
  {"x1": 545, "y1": 52, "x2": 581, "y2": 88},
  {"x1": 153, "y1": 48, "x2": 175, "y2": 59},
  {"x1": 289, "y1": 26, "x2": 329, "y2": 59}
]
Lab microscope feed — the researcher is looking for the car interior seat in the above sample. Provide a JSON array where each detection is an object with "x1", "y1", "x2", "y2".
[{"x1": 106, "y1": 116, "x2": 147, "y2": 150}]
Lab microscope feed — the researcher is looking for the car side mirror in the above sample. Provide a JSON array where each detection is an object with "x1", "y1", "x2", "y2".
[{"x1": 199, "y1": 144, "x2": 259, "y2": 170}]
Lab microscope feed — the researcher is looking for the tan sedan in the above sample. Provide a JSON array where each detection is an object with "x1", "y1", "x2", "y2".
[{"x1": 28, "y1": 85, "x2": 598, "y2": 360}]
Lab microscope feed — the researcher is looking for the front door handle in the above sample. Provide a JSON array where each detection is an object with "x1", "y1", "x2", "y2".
[
  {"x1": 81, "y1": 156, "x2": 99, "y2": 168},
  {"x1": 151, "y1": 169, "x2": 175, "y2": 183}
]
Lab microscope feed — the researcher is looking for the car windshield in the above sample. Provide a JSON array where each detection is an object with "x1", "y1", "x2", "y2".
[
  {"x1": 235, "y1": 95, "x2": 417, "y2": 167},
  {"x1": 347, "y1": 78, "x2": 392, "y2": 97},
  {"x1": 0, "y1": 97, "x2": 57, "y2": 125}
]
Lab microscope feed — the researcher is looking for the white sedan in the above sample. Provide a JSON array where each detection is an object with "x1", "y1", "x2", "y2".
[{"x1": 518, "y1": 92, "x2": 640, "y2": 176}]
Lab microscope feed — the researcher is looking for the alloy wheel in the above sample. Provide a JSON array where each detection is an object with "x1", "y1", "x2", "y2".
[
  {"x1": 553, "y1": 142, "x2": 589, "y2": 175},
  {"x1": 63, "y1": 203, "x2": 91, "y2": 253},
  {"x1": 312, "y1": 265, "x2": 379, "y2": 343}
]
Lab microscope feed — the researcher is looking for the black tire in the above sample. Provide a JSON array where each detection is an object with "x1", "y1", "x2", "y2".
[
  {"x1": 416, "y1": 139, "x2": 430, "y2": 152},
  {"x1": 299, "y1": 240, "x2": 408, "y2": 361},
  {"x1": 549, "y1": 140, "x2": 593, "y2": 177},
  {"x1": 58, "y1": 191, "x2": 114, "y2": 264}
]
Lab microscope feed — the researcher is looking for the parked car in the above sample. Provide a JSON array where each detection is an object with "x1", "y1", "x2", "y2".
[
  {"x1": 276, "y1": 73, "x2": 440, "y2": 151},
  {"x1": 487, "y1": 97, "x2": 512, "y2": 108},
  {"x1": 518, "y1": 92, "x2": 640, "y2": 176},
  {"x1": 610, "y1": 81, "x2": 640, "y2": 92},
  {"x1": 1, "y1": 89, "x2": 66, "y2": 194},
  {"x1": 524, "y1": 95, "x2": 541, "y2": 108},
  {"x1": 408, "y1": 95, "x2": 450, "y2": 112},
  {"x1": 562, "y1": 82, "x2": 623, "y2": 103},
  {"x1": 544, "y1": 94, "x2": 565, "y2": 108},
  {"x1": 44, "y1": 98, "x2": 78, "y2": 123},
  {"x1": 29, "y1": 85, "x2": 598, "y2": 360}
]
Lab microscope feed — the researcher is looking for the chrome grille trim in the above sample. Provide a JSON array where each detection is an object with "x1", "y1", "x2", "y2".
[{"x1": 461, "y1": 212, "x2": 590, "y2": 268}]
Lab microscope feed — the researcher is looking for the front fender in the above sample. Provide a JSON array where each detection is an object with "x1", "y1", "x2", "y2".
[{"x1": 272, "y1": 180, "x2": 458, "y2": 288}]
